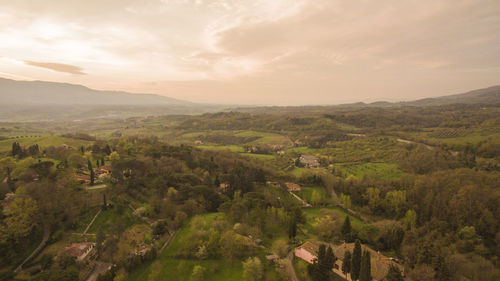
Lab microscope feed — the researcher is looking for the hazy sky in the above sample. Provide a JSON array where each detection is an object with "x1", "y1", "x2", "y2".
[{"x1": 1, "y1": 0, "x2": 499, "y2": 105}]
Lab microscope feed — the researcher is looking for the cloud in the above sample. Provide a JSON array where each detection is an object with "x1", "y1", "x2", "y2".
[
  {"x1": 0, "y1": 0, "x2": 499, "y2": 104},
  {"x1": 24, "y1": 61, "x2": 86, "y2": 75}
]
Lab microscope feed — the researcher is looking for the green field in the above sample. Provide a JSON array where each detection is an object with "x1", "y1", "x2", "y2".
[
  {"x1": 294, "y1": 186, "x2": 328, "y2": 205},
  {"x1": 128, "y1": 213, "x2": 246, "y2": 281},
  {"x1": 88, "y1": 205, "x2": 142, "y2": 233},
  {"x1": 195, "y1": 145, "x2": 245, "y2": 152},
  {"x1": 290, "y1": 167, "x2": 312, "y2": 177},
  {"x1": 337, "y1": 162, "x2": 404, "y2": 179},
  {"x1": 302, "y1": 206, "x2": 365, "y2": 239},
  {"x1": 0, "y1": 136, "x2": 91, "y2": 153},
  {"x1": 241, "y1": 153, "x2": 275, "y2": 159}
]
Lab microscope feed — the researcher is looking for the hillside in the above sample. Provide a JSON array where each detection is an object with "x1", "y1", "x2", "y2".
[
  {"x1": 405, "y1": 85, "x2": 500, "y2": 106},
  {"x1": 0, "y1": 77, "x2": 191, "y2": 106}
]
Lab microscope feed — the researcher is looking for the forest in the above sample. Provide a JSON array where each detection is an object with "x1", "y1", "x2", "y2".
[{"x1": 0, "y1": 102, "x2": 499, "y2": 281}]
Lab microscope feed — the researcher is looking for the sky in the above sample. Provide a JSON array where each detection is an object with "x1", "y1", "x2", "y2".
[{"x1": 0, "y1": 0, "x2": 499, "y2": 105}]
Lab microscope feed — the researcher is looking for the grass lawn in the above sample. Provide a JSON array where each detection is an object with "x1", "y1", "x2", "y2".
[
  {"x1": 128, "y1": 213, "x2": 283, "y2": 281},
  {"x1": 288, "y1": 147, "x2": 324, "y2": 155},
  {"x1": 0, "y1": 136, "x2": 91, "y2": 153},
  {"x1": 337, "y1": 162, "x2": 404, "y2": 180},
  {"x1": 301, "y1": 206, "x2": 365, "y2": 240},
  {"x1": 294, "y1": 186, "x2": 328, "y2": 205},
  {"x1": 128, "y1": 213, "x2": 245, "y2": 281},
  {"x1": 241, "y1": 153, "x2": 275, "y2": 159},
  {"x1": 290, "y1": 167, "x2": 311, "y2": 177},
  {"x1": 293, "y1": 258, "x2": 312, "y2": 281},
  {"x1": 88, "y1": 205, "x2": 142, "y2": 234},
  {"x1": 195, "y1": 145, "x2": 245, "y2": 153}
]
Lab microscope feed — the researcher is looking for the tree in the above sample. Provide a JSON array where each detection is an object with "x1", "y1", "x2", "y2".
[
  {"x1": 214, "y1": 175, "x2": 221, "y2": 187},
  {"x1": 88, "y1": 160, "x2": 95, "y2": 185},
  {"x1": 311, "y1": 190, "x2": 322, "y2": 205},
  {"x1": 359, "y1": 251, "x2": 371, "y2": 281},
  {"x1": 96, "y1": 229, "x2": 105, "y2": 257},
  {"x1": 242, "y1": 257, "x2": 263, "y2": 281},
  {"x1": 351, "y1": 240, "x2": 362, "y2": 280},
  {"x1": 4, "y1": 197, "x2": 38, "y2": 240},
  {"x1": 11, "y1": 142, "x2": 21, "y2": 157},
  {"x1": 189, "y1": 265, "x2": 205, "y2": 281},
  {"x1": 322, "y1": 246, "x2": 336, "y2": 272},
  {"x1": 340, "y1": 193, "x2": 352, "y2": 209},
  {"x1": 308, "y1": 244, "x2": 335, "y2": 281},
  {"x1": 341, "y1": 216, "x2": 353, "y2": 242},
  {"x1": 288, "y1": 217, "x2": 297, "y2": 239},
  {"x1": 386, "y1": 265, "x2": 404, "y2": 281},
  {"x1": 104, "y1": 145, "x2": 112, "y2": 155},
  {"x1": 102, "y1": 194, "x2": 107, "y2": 210},
  {"x1": 342, "y1": 250, "x2": 352, "y2": 276},
  {"x1": 403, "y1": 209, "x2": 417, "y2": 229}
]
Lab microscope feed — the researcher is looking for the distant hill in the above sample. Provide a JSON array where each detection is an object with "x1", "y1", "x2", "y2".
[
  {"x1": 403, "y1": 85, "x2": 500, "y2": 106},
  {"x1": 0, "y1": 77, "x2": 191, "y2": 106}
]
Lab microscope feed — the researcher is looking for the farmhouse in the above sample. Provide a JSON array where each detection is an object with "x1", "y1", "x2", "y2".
[
  {"x1": 285, "y1": 182, "x2": 301, "y2": 192},
  {"x1": 294, "y1": 241, "x2": 319, "y2": 264},
  {"x1": 266, "y1": 181, "x2": 280, "y2": 188},
  {"x1": 333, "y1": 243, "x2": 405, "y2": 281},
  {"x1": 294, "y1": 241, "x2": 405, "y2": 280},
  {"x1": 218, "y1": 183, "x2": 230, "y2": 193},
  {"x1": 62, "y1": 242, "x2": 96, "y2": 262},
  {"x1": 299, "y1": 154, "x2": 320, "y2": 168},
  {"x1": 75, "y1": 174, "x2": 91, "y2": 185},
  {"x1": 95, "y1": 165, "x2": 112, "y2": 175}
]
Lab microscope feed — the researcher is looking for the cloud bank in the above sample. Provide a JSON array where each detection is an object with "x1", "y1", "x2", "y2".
[{"x1": 0, "y1": 0, "x2": 499, "y2": 104}]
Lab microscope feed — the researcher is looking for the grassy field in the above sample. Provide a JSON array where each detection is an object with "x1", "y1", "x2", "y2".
[
  {"x1": 290, "y1": 167, "x2": 312, "y2": 177},
  {"x1": 294, "y1": 186, "x2": 328, "y2": 205},
  {"x1": 88, "y1": 205, "x2": 142, "y2": 233},
  {"x1": 128, "y1": 213, "x2": 245, "y2": 281},
  {"x1": 301, "y1": 206, "x2": 365, "y2": 240},
  {"x1": 195, "y1": 145, "x2": 245, "y2": 153},
  {"x1": 337, "y1": 162, "x2": 404, "y2": 179},
  {"x1": 0, "y1": 136, "x2": 91, "y2": 153},
  {"x1": 128, "y1": 212, "x2": 282, "y2": 281},
  {"x1": 241, "y1": 153, "x2": 275, "y2": 159}
]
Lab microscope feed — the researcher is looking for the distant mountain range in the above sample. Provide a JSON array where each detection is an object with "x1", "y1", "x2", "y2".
[
  {"x1": 0, "y1": 77, "x2": 499, "y2": 121},
  {"x1": 0, "y1": 77, "x2": 192, "y2": 106},
  {"x1": 404, "y1": 85, "x2": 500, "y2": 106}
]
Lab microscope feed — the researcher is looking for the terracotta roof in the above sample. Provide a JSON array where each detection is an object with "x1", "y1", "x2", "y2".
[
  {"x1": 63, "y1": 242, "x2": 94, "y2": 258},
  {"x1": 298, "y1": 241, "x2": 320, "y2": 255}
]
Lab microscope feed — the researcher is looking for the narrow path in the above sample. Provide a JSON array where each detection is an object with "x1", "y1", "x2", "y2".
[
  {"x1": 15, "y1": 226, "x2": 51, "y2": 272},
  {"x1": 86, "y1": 184, "x2": 107, "y2": 191},
  {"x1": 83, "y1": 208, "x2": 102, "y2": 234},
  {"x1": 159, "y1": 230, "x2": 177, "y2": 254},
  {"x1": 285, "y1": 251, "x2": 300, "y2": 281},
  {"x1": 289, "y1": 191, "x2": 311, "y2": 207},
  {"x1": 396, "y1": 138, "x2": 434, "y2": 150},
  {"x1": 86, "y1": 262, "x2": 113, "y2": 281}
]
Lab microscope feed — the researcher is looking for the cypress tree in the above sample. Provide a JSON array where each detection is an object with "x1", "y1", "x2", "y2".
[
  {"x1": 104, "y1": 144, "x2": 112, "y2": 155},
  {"x1": 317, "y1": 244, "x2": 326, "y2": 264},
  {"x1": 288, "y1": 217, "x2": 297, "y2": 239},
  {"x1": 342, "y1": 250, "x2": 352, "y2": 276},
  {"x1": 88, "y1": 160, "x2": 94, "y2": 186},
  {"x1": 351, "y1": 240, "x2": 362, "y2": 280},
  {"x1": 323, "y1": 246, "x2": 336, "y2": 272},
  {"x1": 102, "y1": 194, "x2": 107, "y2": 210},
  {"x1": 11, "y1": 142, "x2": 20, "y2": 156},
  {"x1": 341, "y1": 216, "x2": 352, "y2": 242},
  {"x1": 360, "y1": 251, "x2": 371, "y2": 281}
]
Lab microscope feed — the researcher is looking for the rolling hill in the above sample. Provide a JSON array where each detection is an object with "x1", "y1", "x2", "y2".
[{"x1": 0, "y1": 77, "x2": 191, "y2": 106}]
